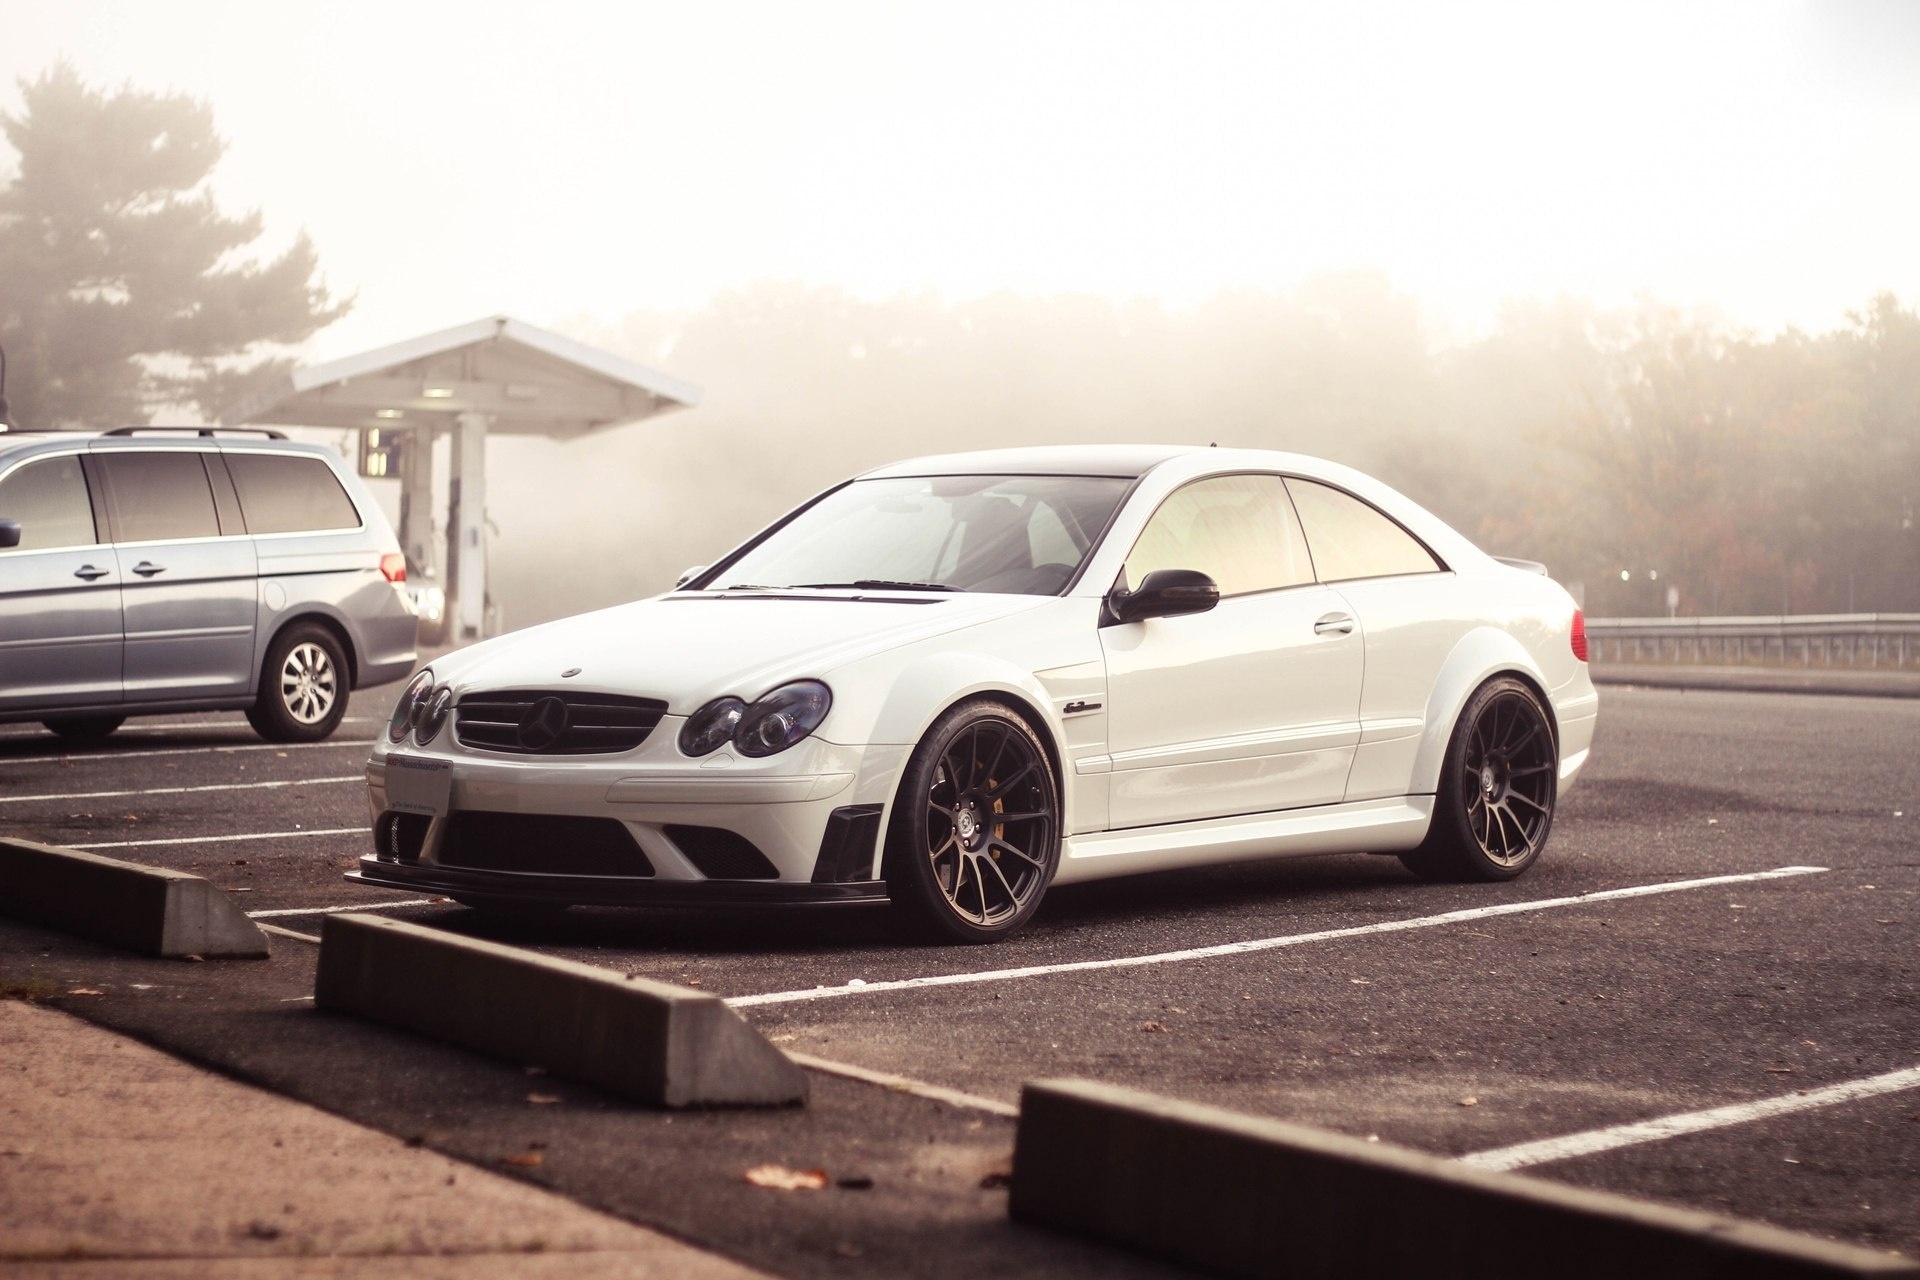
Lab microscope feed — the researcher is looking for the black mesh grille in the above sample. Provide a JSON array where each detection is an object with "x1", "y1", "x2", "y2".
[
  {"x1": 375, "y1": 810, "x2": 431, "y2": 863},
  {"x1": 453, "y1": 690, "x2": 667, "y2": 755},
  {"x1": 665, "y1": 825, "x2": 780, "y2": 880},
  {"x1": 437, "y1": 811, "x2": 655, "y2": 876}
]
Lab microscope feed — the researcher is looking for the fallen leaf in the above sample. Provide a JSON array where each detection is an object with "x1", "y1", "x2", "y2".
[
  {"x1": 66, "y1": 987, "x2": 106, "y2": 997},
  {"x1": 745, "y1": 1164, "x2": 828, "y2": 1190},
  {"x1": 1458, "y1": 1096, "x2": 1480, "y2": 1107},
  {"x1": 1140, "y1": 1020, "x2": 1167, "y2": 1033},
  {"x1": 526, "y1": 1093, "x2": 561, "y2": 1105},
  {"x1": 499, "y1": 1152, "x2": 544, "y2": 1168}
]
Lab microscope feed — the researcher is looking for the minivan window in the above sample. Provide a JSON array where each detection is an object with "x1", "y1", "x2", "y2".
[
  {"x1": 225, "y1": 453, "x2": 361, "y2": 534},
  {"x1": 0, "y1": 455, "x2": 98, "y2": 551},
  {"x1": 1286, "y1": 478, "x2": 1442, "y2": 581},
  {"x1": 98, "y1": 452, "x2": 221, "y2": 543}
]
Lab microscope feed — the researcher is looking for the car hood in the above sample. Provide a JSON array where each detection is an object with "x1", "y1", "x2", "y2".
[{"x1": 435, "y1": 591, "x2": 1051, "y2": 712}]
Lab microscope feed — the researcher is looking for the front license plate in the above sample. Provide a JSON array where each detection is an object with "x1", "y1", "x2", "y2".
[{"x1": 384, "y1": 754, "x2": 452, "y2": 816}]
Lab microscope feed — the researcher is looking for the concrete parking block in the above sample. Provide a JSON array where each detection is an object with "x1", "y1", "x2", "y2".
[
  {"x1": 313, "y1": 912, "x2": 808, "y2": 1108},
  {"x1": 0, "y1": 836, "x2": 269, "y2": 959},
  {"x1": 1009, "y1": 1079, "x2": 1918, "y2": 1280}
]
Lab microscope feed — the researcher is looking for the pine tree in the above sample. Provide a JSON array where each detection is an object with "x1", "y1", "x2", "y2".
[{"x1": 0, "y1": 62, "x2": 350, "y2": 428}]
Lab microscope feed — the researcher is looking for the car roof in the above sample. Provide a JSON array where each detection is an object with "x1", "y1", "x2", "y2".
[
  {"x1": 859, "y1": 444, "x2": 1202, "y2": 479},
  {"x1": 0, "y1": 428, "x2": 337, "y2": 466}
]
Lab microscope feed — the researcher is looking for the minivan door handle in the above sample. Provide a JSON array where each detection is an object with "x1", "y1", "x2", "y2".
[
  {"x1": 130, "y1": 561, "x2": 168, "y2": 577},
  {"x1": 1313, "y1": 612, "x2": 1355, "y2": 636},
  {"x1": 73, "y1": 564, "x2": 111, "y2": 581}
]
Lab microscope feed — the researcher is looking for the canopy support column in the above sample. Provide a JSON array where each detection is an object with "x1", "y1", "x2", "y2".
[{"x1": 447, "y1": 411, "x2": 490, "y2": 643}]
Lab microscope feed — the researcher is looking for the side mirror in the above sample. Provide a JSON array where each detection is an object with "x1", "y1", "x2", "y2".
[
  {"x1": 674, "y1": 564, "x2": 709, "y2": 589},
  {"x1": 1105, "y1": 568, "x2": 1220, "y2": 625},
  {"x1": 0, "y1": 519, "x2": 20, "y2": 550}
]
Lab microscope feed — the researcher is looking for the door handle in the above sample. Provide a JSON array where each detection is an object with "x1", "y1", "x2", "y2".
[
  {"x1": 131, "y1": 561, "x2": 168, "y2": 577},
  {"x1": 73, "y1": 564, "x2": 111, "y2": 581},
  {"x1": 1313, "y1": 613, "x2": 1355, "y2": 636}
]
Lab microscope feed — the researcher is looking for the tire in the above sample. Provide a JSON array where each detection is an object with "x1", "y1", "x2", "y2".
[
  {"x1": 246, "y1": 623, "x2": 349, "y2": 743},
  {"x1": 42, "y1": 716, "x2": 125, "y2": 741},
  {"x1": 1401, "y1": 676, "x2": 1558, "y2": 882},
  {"x1": 883, "y1": 699, "x2": 1060, "y2": 944}
]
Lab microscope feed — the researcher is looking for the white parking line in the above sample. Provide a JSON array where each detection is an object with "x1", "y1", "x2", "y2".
[
  {"x1": 725, "y1": 866, "x2": 1828, "y2": 1009},
  {"x1": 1460, "y1": 1064, "x2": 1920, "y2": 1171},
  {"x1": 8, "y1": 739, "x2": 376, "y2": 765},
  {"x1": 258, "y1": 922, "x2": 323, "y2": 945},
  {"x1": 0, "y1": 775, "x2": 361, "y2": 804},
  {"x1": 71, "y1": 827, "x2": 368, "y2": 851},
  {"x1": 785, "y1": 1050, "x2": 1018, "y2": 1117},
  {"x1": 247, "y1": 899, "x2": 440, "y2": 919}
]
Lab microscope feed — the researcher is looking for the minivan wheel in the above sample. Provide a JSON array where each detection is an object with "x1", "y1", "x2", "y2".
[
  {"x1": 42, "y1": 716, "x2": 125, "y2": 742},
  {"x1": 247, "y1": 624, "x2": 348, "y2": 743}
]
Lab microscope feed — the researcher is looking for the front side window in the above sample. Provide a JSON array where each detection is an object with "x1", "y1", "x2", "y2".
[
  {"x1": 225, "y1": 453, "x2": 361, "y2": 534},
  {"x1": 1122, "y1": 473, "x2": 1314, "y2": 597},
  {"x1": 0, "y1": 455, "x2": 98, "y2": 552},
  {"x1": 98, "y1": 452, "x2": 220, "y2": 543},
  {"x1": 1285, "y1": 479, "x2": 1442, "y2": 582},
  {"x1": 712, "y1": 474, "x2": 1131, "y2": 595}
]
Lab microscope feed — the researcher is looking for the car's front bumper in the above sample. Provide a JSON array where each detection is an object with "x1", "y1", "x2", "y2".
[
  {"x1": 356, "y1": 735, "x2": 909, "y2": 908},
  {"x1": 347, "y1": 860, "x2": 888, "y2": 906}
]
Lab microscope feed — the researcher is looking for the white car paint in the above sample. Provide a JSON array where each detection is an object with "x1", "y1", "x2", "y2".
[{"x1": 353, "y1": 444, "x2": 1596, "y2": 930}]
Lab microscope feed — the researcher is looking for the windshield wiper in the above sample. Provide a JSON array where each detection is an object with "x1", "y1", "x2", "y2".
[{"x1": 794, "y1": 580, "x2": 963, "y2": 592}]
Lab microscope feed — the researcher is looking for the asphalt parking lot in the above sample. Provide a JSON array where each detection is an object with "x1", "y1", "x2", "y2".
[{"x1": 2, "y1": 681, "x2": 1915, "y2": 1276}]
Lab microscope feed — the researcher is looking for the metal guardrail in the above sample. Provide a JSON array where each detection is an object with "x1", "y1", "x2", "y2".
[{"x1": 1586, "y1": 614, "x2": 1920, "y2": 669}]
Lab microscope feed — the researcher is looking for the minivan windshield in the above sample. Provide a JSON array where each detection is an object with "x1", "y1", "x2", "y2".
[{"x1": 709, "y1": 474, "x2": 1132, "y2": 596}]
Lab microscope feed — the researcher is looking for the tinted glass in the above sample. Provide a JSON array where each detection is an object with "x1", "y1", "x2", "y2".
[
  {"x1": 1124, "y1": 473, "x2": 1314, "y2": 596},
  {"x1": 714, "y1": 474, "x2": 1130, "y2": 595},
  {"x1": 225, "y1": 453, "x2": 361, "y2": 534},
  {"x1": 99, "y1": 453, "x2": 220, "y2": 542},
  {"x1": 0, "y1": 455, "x2": 98, "y2": 551},
  {"x1": 1286, "y1": 479, "x2": 1442, "y2": 581}
]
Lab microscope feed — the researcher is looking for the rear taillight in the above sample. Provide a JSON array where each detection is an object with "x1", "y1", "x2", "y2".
[
  {"x1": 1570, "y1": 609, "x2": 1588, "y2": 662},
  {"x1": 380, "y1": 552, "x2": 407, "y2": 584}
]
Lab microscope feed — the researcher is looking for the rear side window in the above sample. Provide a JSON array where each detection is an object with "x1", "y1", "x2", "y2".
[
  {"x1": 98, "y1": 452, "x2": 220, "y2": 543},
  {"x1": 225, "y1": 453, "x2": 361, "y2": 534},
  {"x1": 0, "y1": 455, "x2": 99, "y2": 551},
  {"x1": 1286, "y1": 479, "x2": 1442, "y2": 582}
]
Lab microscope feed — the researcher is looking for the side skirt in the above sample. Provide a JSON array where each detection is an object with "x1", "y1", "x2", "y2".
[{"x1": 1053, "y1": 796, "x2": 1435, "y2": 886}]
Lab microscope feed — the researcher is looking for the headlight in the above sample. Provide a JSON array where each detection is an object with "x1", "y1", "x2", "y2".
[
  {"x1": 679, "y1": 696, "x2": 745, "y2": 757},
  {"x1": 387, "y1": 670, "x2": 433, "y2": 743},
  {"x1": 734, "y1": 680, "x2": 832, "y2": 758},
  {"x1": 415, "y1": 686, "x2": 453, "y2": 746}
]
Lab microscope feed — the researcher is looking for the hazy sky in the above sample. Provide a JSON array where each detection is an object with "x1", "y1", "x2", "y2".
[{"x1": 3, "y1": 0, "x2": 1917, "y2": 361}]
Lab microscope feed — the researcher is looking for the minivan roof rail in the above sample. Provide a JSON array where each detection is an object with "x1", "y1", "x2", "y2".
[{"x1": 101, "y1": 426, "x2": 290, "y2": 439}]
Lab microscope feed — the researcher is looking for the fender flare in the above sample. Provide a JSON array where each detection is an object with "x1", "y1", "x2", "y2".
[{"x1": 1407, "y1": 627, "x2": 1555, "y2": 795}]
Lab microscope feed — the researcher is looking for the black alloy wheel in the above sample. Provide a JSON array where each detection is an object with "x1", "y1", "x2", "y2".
[
  {"x1": 884, "y1": 699, "x2": 1060, "y2": 943},
  {"x1": 1402, "y1": 676, "x2": 1557, "y2": 882}
]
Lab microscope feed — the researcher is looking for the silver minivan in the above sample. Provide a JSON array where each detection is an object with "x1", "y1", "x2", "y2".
[{"x1": 0, "y1": 427, "x2": 417, "y2": 742}]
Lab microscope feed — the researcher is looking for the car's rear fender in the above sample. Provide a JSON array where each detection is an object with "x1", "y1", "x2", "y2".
[{"x1": 1406, "y1": 626, "x2": 1555, "y2": 796}]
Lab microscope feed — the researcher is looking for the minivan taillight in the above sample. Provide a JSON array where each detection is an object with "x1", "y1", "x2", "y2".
[
  {"x1": 380, "y1": 553, "x2": 407, "y2": 584},
  {"x1": 1570, "y1": 610, "x2": 1588, "y2": 662}
]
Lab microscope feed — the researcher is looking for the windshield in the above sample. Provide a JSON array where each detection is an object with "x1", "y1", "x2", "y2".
[{"x1": 708, "y1": 474, "x2": 1132, "y2": 595}]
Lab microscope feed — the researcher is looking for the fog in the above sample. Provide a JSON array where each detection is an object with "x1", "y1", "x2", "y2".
[{"x1": 483, "y1": 281, "x2": 1919, "y2": 624}]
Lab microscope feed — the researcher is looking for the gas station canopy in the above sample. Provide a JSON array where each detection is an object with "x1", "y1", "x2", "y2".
[
  {"x1": 225, "y1": 316, "x2": 700, "y2": 643},
  {"x1": 225, "y1": 314, "x2": 701, "y2": 437}
]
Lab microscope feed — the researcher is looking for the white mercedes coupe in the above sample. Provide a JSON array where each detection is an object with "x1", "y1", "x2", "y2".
[{"x1": 354, "y1": 445, "x2": 1597, "y2": 943}]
